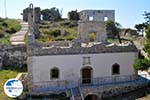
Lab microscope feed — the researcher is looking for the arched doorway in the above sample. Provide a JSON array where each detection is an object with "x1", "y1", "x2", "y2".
[
  {"x1": 84, "y1": 94, "x2": 98, "y2": 100},
  {"x1": 81, "y1": 67, "x2": 93, "y2": 84},
  {"x1": 89, "y1": 32, "x2": 96, "y2": 42}
]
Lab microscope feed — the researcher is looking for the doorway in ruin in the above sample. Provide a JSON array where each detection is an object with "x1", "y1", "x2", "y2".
[
  {"x1": 81, "y1": 67, "x2": 92, "y2": 84},
  {"x1": 89, "y1": 32, "x2": 96, "y2": 42},
  {"x1": 84, "y1": 94, "x2": 98, "y2": 100}
]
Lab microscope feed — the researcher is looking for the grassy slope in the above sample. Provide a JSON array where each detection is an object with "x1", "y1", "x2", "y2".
[
  {"x1": 38, "y1": 20, "x2": 77, "y2": 42},
  {"x1": 0, "y1": 18, "x2": 21, "y2": 44},
  {"x1": 0, "y1": 70, "x2": 18, "y2": 100}
]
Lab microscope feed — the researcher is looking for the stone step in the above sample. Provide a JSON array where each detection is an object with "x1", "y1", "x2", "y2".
[{"x1": 10, "y1": 20, "x2": 28, "y2": 45}]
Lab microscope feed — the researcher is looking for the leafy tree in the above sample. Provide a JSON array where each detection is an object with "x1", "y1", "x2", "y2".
[
  {"x1": 68, "y1": 10, "x2": 79, "y2": 20},
  {"x1": 133, "y1": 59, "x2": 150, "y2": 70},
  {"x1": 144, "y1": 26, "x2": 150, "y2": 57},
  {"x1": 143, "y1": 11, "x2": 150, "y2": 25},
  {"x1": 135, "y1": 23, "x2": 147, "y2": 35},
  {"x1": 106, "y1": 20, "x2": 122, "y2": 43},
  {"x1": 41, "y1": 7, "x2": 61, "y2": 21}
]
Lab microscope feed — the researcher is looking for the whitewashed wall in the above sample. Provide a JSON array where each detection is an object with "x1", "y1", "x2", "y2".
[{"x1": 30, "y1": 52, "x2": 138, "y2": 83}]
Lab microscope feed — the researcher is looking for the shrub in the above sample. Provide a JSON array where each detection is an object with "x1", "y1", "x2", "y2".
[
  {"x1": 50, "y1": 29, "x2": 61, "y2": 37},
  {"x1": 0, "y1": 30, "x2": 5, "y2": 38},
  {"x1": 2, "y1": 22, "x2": 8, "y2": 27},
  {"x1": 4, "y1": 19, "x2": 21, "y2": 33},
  {"x1": 42, "y1": 29, "x2": 61, "y2": 37},
  {"x1": 133, "y1": 59, "x2": 150, "y2": 70}
]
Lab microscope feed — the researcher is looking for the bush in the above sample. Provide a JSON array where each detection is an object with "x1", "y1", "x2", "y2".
[
  {"x1": 50, "y1": 29, "x2": 61, "y2": 37},
  {"x1": 0, "y1": 30, "x2": 5, "y2": 38},
  {"x1": 4, "y1": 19, "x2": 21, "y2": 33},
  {"x1": 42, "y1": 29, "x2": 61, "y2": 37},
  {"x1": 2, "y1": 22, "x2": 8, "y2": 27},
  {"x1": 133, "y1": 59, "x2": 150, "y2": 70}
]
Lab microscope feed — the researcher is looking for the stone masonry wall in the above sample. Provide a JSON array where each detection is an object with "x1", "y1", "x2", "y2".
[
  {"x1": 0, "y1": 44, "x2": 27, "y2": 69},
  {"x1": 81, "y1": 82, "x2": 149, "y2": 99}
]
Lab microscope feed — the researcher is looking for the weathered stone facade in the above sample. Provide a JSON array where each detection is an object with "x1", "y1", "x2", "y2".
[
  {"x1": 78, "y1": 21, "x2": 107, "y2": 43},
  {"x1": 0, "y1": 44, "x2": 26, "y2": 69}
]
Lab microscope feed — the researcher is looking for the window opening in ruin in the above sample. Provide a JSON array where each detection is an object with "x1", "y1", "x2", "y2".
[
  {"x1": 89, "y1": 16, "x2": 94, "y2": 21},
  {"x1": 104, "y1": 16, "x2": 108, "y2": 21}
]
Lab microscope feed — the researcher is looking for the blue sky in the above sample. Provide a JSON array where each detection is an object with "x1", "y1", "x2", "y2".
[{"x1": 0, "y1": 0, "x2": 149, "y2": 28}]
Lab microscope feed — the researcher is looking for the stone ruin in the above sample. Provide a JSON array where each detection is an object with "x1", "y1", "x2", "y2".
[
  {"x1": 78, "y1": 10, "x2": 115, "y2": 43},
  {"x1": 22, "y1": 4, "x2": 41, "y2": 38},
  {"x1": 26, "y1": 7, "x2": 138, "y2": 57},
  {"x1": 21, "y1": 4, "x2": 41, "y2": 23}
]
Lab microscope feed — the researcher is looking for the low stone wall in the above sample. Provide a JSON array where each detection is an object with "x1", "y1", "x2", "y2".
[
  {"x1": 0, "y1": 44, "x2": 27, "y2": 69},
  {"x1": 37, "y1": 41, "x2": 71, "y2": 47},
  {"x1": 81, "y1": 81, "x2": 150, "y2": 99}
]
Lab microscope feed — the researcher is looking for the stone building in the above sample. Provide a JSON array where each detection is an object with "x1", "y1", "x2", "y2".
[
  {"x1": 27, "y1": 6, "x2": 148, "y2": 100},
  {"x1": 78, "y1": 10, "x2": 114, "y2": 43}
]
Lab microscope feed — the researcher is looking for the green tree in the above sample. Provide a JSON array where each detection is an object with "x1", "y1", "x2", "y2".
[
  {"x1": 41, "y1": 9, "x2": 51, "y2": 21},
  {"x1": 68, "y1": 10, "x2": 79, "y2": 20},
  {"x1": 106, "y1": 20, "x2": 122, "y2": 43},
  {"x1": 143, "y1": 11, "x2": 150, "y2": 25},
  {"x1": 144, "y1": 26, "x2": 150, "y2": 57},
  {"x1": 41, "y1": 7, "x2": 61, "y2": 21},
  {"x1": 135, "y1": 23, "x2": 147, "y2": 35}
]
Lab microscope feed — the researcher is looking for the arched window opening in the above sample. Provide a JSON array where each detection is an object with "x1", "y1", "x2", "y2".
[
  {"x1": 112, "y1": 63, "x2": 120, "y2": 75},
  {"x1": 50, "y1": 68, "x2": 59, "y2": 79}
]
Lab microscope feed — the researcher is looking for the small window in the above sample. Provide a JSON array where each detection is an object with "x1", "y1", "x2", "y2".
[
  {"x1": 83, "y1": 57, "x2": 91, "y2": 65},
  {"x1": 51, "y1": 68, "x2": 59, "y2": 79},
  {"x1": 112, "y1": 63, "x2": 120, "y2": 75},
  {"x1": 89, "y1": 16, "x2": 94, "y2": 21},
  {"x1": 104, "y1": 17, "x2": 108, "y2": 21}
]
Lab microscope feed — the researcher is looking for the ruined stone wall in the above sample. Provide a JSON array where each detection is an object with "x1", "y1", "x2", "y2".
[
  {"x1": 27, "y1": 41, "x2": 138, "y2": 56},
  {"x1": 0, "y1": 45, "x2": 27, "y2": 68},
  {"x1": 79, "y1": 10, "x2": 115, "y2": 21},
  {"x1": 78, "y1": 21, "x2": 107, "y2": 43}
]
